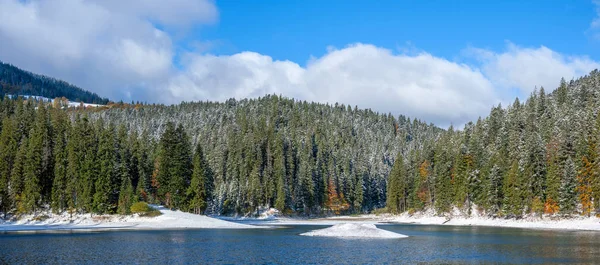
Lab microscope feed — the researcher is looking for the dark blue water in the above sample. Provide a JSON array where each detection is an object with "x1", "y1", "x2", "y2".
[{"x1": 1, "y1": 224, "x2": 600, "y2": 264}]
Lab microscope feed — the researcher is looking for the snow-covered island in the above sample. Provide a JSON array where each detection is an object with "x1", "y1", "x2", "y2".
[
  {"x1": 300, "y1": 223, "x2": 408, "y2": 239},
  {"x1": 0, "y1": 205, "x2": 258, "y2": 232}
]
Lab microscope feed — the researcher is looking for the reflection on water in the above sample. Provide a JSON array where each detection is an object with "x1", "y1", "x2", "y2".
[{"x1": 1, "y1": 224, "x2": 599, "y2": 264}]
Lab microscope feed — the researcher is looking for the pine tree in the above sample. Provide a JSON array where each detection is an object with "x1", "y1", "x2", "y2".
[
  {"x1": 170, "y1": 124, "x2": 192, "y2": 209},
  {"x1": 22, "y1": 104, "x2": 51, "y2": 213},
  {"x1": 559, "y1": 157, "x2": 577, "y2": 214},
  {"x1": 10, "y1": 136, "x2": 27, "y2": 212},
  {"x1": 486, "y1": 163, "x2": 503, "y2": 214},
  {"x1": 117, "y1": 176, "x2": 135, "y2": 215},
  {"x1": 157, "y1": 122, "x2": 176, "y2": 207},
  {"x1": 187, "y1": 142, "x2": 209, "y2": 214},
  {"x1": 0, "y1": 117, "x2": 18, "y2": 215},
  {"x1": 93, "y1": 124, "x2": 116, "y2": 214},
  {"x1": 434, "y1": 129, "x2": 454, "y2": 213},
  {"x1": 115, "y1": 125, "x2": 131, "y2": 209},
  {"x1": 502, "y1": 160, "x2": 521, "y2": 216},
  {"x1": 387, "y1": 152, "x2": 405, "y2": 214},
  {"x1": 135, "y1": 130, "x2": 153, "y2": 202},
  {"x1": 352, "y1": 172, "x2": 364, "y2": 212},
  {"x1": 248, "y1": 161, "x2": 261, "y2": 214},
  {"x1": 65, "y1": 115, "x2": 81, "y2": 211},
  {"x1": 273, "y1": 138, "x2": 287, "y2": 212},
  {"x1": 51, "y1": 110, "x2": 69, "y2": 213},
  {"x1": 157, "y1": 123, "x2": 192, "y2": 209},
  {"x1": 545, "y1": 137, "x2": 561, "y2": 214},
  {"x1": 79, "y1": 116, "x2": 98, "y2": 213},
  {"x1": 453, "y1": 143, "x2": 471, "y2": 209}
]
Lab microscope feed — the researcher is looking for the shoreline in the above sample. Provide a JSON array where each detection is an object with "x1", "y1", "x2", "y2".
[
  {"x1": 0, "y1": 205, "x2": 262, "y2": 232},
  {"x1": 3, "y1": 206, "x2": 600, "y2": 233},
  {"x1": 229, "y1": 212, "x2": 600, "y2": 232},
  {"x1": 383, "y1": 215, "x2": 600, "y2": 231}
]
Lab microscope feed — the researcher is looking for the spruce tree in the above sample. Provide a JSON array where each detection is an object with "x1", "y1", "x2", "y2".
[
  {"x1": 157, "y1": 122, "x2": 176, "y2": 207},
  {"x1": 187, "y1": 142, "x2": 209, "y2": 214},
  {"x1": 486, "y1": 163, "x2": 503, "y2": 214},
  {"x1": 93, "y1": 124, "x2": 116, "y2": 214},
  {"x1": 157, "y1": 123, "x2": 192, "y2": 209},
  {"x1": 22, "y1": 105, "x2": 50, "y2": 213},
  {"x1": 502, "y1": 160, "x2": 521, "y2": 216},
  {"x1": 118, "y1": 176, "x2": 135, "y2": 215},
  {"x1": 0, "y1": 117, "x2": 18, "y2": 215},
  {"x1": 273, "y1": 138, "x2": 287, "y2": 212},
  {"x1": 51, "y1": 110, "x2": 69, "y2": 213},
  {"x1": 353, "y1": 172, "x2": 364, "y2": 212},
  {"x1": 386, "y1": 152, "x2": 405, "y2": 213},
  {"x1": 10, "y1": 136, "x2": 27, "y2": 212},
  {"x1": 78, "y1": 116, "x2": 98, "y2": 212},
  {"x1": 559, "y1": 157, "x2": 577, "y2": 214}
]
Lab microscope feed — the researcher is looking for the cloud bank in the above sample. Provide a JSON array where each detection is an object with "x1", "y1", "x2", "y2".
[{"x1": 0, "y1": 0, "x2": 599, "y2": 127}]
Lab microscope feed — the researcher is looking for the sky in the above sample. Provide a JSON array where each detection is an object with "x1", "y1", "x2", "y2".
[{"x1": 0, "y1": 0, "x2": 599, "y2": 127}]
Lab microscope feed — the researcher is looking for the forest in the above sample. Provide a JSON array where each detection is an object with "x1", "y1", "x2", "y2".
[
  {"x1": 0, "y1": 70, "x2": 599, "y2": 218},
  {"x1": 0, "y1": 61, "x2": 109, "y2": 105}
]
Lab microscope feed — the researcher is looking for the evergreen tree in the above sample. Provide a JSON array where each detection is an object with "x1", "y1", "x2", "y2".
[
  {"x1": 22, "y1": 104, "x2": 51, "y2": 213},
  {"x1": 157, "y1": 123, "x2": 192, "y2": 209},
  {"x1": 117, "y1": 176, "x2": 135, "y2": 214},
  {"x1": 352, "y1": 172, "x2": 364, "y2": 212},
  {"x1": 77, "y1": 116, "x2": 98, "y2": 212},
  {"x1": 93, "y1": 124, "x2": 116, "y2": 214},
  {"x1": 502, "y1": 160, "x2": 521, "y2": 216},
  {"x1": 273, "y1": 138, "x2": 287, "y2": 212},
  {"x1": 10, "y1": 136, "x2": 27, "y2": 212},
  {"x1": 559, "y1": 157, "x2": 577, "y2": 214},
  {"x1": 187, "y1": 142, "x2": 210, "y2": 214},
  {"x1": 486, "y1": 163, "x2": 503, "y2": 214},
  {"x1": 0, "y1": 117, "x2": 18, "y2": 215},
  {"x1": 386, "y1": 152, "x2": 405, "y2": 213},
  {"x1": 50, "y1": 110, "x2": 69, "y2": 213}
]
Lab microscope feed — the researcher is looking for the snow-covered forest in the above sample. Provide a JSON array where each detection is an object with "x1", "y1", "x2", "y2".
[
  {"x1": 0, "y1": 70, "x2": 599, "y2": 218},
  {"x1": 0, "y1": 61, "x2": 109, "y2": 105}
]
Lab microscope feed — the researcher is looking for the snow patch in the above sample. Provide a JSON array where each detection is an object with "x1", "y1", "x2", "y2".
[
  {"x1": 381, "y1": 206, "x2": 600, "y2": 231},
  {"x1": 0, "y1": 205, "x2": 258, "y2": 232},
  {"x1": 258, "y1": 208, "x2": 279, "y2": 220},
  {"x1": 300, "y1": 223, "x2": 408, "y2": 239}
]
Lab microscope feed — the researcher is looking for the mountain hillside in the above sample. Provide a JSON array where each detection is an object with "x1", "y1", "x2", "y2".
[
  {"x1": 0, "y1": 61, "x2": 109, "y2": 104},
  {"x1": 81, "y1": 96, "x2": 442, "y2": 214},
  {"x1": 1, "y1": 68, "x2": 600, "y2": 218}
]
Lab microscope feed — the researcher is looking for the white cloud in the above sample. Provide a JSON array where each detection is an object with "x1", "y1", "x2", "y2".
[
  {"x1": 1, "y1": 0, "x2": 599, "y2": 127},
  {"x1": 0, "y1": 0, "x2": 216, "y2": 102},
  {"x1": 466, "y1": 43, "x2": 600, "y2": 95},
  {"x1": 169, "y1": 44, "x2": 498, "y2": 127}
]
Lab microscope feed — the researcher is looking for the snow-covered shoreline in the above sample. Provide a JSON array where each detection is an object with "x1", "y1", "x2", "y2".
[
  {"x1": 267, "y1": 213, "x2": 600, "y2": 231},
  {"x1": 236, "y1": 208, "x2": 600, "y2": 231},
  {"x1": 0, "y1": 205, "x2": 259, "y2": 232},
  {"x1": 3, "y1": 205, "x2": 599, "y2": 232},
  {"x1": 380, "y1": 212, "x2": 600, "y2": 231}
]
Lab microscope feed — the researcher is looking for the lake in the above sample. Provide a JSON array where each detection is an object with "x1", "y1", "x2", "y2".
[{"x1": 1, "y1": 224, "x2": 600, "y2": 264}]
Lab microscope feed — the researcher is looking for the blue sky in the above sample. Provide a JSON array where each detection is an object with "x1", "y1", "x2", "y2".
[
  {"x1": 1, "y1": 0, "x2": 599, "y2": 127},
  {"x1": 196, "y1": 1, "x2": 599, "y2": 64}
]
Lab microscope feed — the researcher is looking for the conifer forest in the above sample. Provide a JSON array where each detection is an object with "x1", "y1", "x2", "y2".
[{"x1": 0, "y1": 70, "x2": 599, "y2": 218}]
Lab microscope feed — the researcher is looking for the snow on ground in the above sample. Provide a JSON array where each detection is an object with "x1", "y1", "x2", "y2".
[
  {"x1": 248, "y1": 206, "x2": 600, "y2": 231},
  {"x1": 0, "y1": 205, "x2": 257, "y2": 232},
  {"x1": 300, "y1": 223, "x2": 408, "y2": 239},
  {"x1": 378, "y1": 206, "x2": 600, "y2": 231}
]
